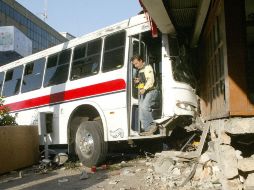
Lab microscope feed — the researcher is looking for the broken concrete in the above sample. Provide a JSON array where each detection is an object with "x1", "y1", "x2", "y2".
[
  {"x1": 152, "y1": 148, "x2": 225, "y2": 189},
  {"x1": 207, "y1": 118, "x2": 254, "y2": 190},
  {"x1": 244, "y1": 173, "x2": 254, "y2": 190},
  {"x1": 192, "y1": 164, "x2": 203, "y2": 181},
  {"x1": 238, "y1": 158, "x2": 254, "y2": 172},
  {"x1": 221, "y1": 178, "x2": 243, "y2": 190},
  {"x1": 153, "y1": 156, "x2": 175, "y2": 175},
  {"x1": 199, "y1": 152, "x2": 212, "y2": 164},
  {"x1": 235, "y1": 150, "x2": 243, "y2": 159},
  {"x1": 224, "y1": 118, "x2": 254, "y2": 134},
  {"x1": 80, "y1": 170, "x2": 89, "y2": 180},
  {"x1": 219, "y1": 145, "x2": 239, "y2": 179},
  {"x1": 220, "y1": 131, "x2": 231, "y2": 145}
]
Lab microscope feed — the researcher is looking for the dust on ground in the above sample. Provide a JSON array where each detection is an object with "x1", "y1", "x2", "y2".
[{"x1": 0, "y1": 153, "x2": 163, "y2": 190}]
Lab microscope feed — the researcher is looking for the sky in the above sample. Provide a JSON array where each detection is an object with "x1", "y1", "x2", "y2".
[{"x1": 16, "y1": 0, "x2": 142, "y2": 37}]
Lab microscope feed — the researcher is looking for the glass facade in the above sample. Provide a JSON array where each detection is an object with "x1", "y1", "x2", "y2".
[{"x1": 0, "y1": 0, "x2": 67, "y2": 53}]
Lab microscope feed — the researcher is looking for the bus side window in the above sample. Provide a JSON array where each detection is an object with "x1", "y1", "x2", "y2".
[
  {"x1": 0, "y1": 72, "x2": 4, "y2": 96},
  {"x1": 71, "y1": 38, "x2": 101, "y2": 80},
  {"x1": 86, "y1": 39, "x2": 101, "y2": 74},
  {"x1": 102, "y1": 31, "x2": 125, "y2": 72},
  {"x1": 71, "y1": 44, "x2": 86, "y2": 80},
  {"x1": 44, "y1": 49, "x2": 71, "y2": 87},
  {"x1": 21, "y1": 58, "x2": 45, "y2": 93},
  {"x1": 2, "y1": 66, "x2": 23, "y2": 97}
]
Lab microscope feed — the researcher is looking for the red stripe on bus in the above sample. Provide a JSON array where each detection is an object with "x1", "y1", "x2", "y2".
[{"x1": 6, "y1": 79, "x2": 126, "y2": 111}]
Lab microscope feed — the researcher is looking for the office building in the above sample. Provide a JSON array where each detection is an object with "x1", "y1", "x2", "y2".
[{"x1": 0, "y1": 0, "x2": 67, "y2": 65}]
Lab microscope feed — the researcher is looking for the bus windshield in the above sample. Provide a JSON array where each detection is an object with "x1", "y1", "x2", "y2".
[
  {"x1": 171, "y1": 56, "x2": 196, "y2": 89},
  {"x1": 168, "y1": 36, "x2": 196, "y2": 89}
]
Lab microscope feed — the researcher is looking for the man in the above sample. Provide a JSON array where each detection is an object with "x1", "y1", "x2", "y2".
[{"x1": 131, "y1": 55, "x2": 160, "y2": 136}]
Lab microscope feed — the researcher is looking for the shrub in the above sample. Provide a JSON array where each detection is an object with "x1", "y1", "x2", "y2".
[{"x1": 0, "y1": 97, "x2": 16, "y2": 126}]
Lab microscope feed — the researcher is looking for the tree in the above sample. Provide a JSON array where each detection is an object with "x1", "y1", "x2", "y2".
[{"x1": 0, "y1": 97, "x2": 16, "y2": 126}]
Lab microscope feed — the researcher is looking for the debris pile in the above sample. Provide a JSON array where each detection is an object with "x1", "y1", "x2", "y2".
[
  {"x1": 143, "y1": 150, "x2": 221, "y2": 190},
  {"x1": 144, "y1": 130, "x2": 254, "y2": 190},
  {"x1": 210, "y1": 121, "x2": 254, "y2": 190},
  {"x1": 36, "y1": 152, "x2": 69, "y2": 173}
]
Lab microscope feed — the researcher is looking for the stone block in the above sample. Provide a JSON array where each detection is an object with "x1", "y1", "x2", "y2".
[
  {"x1": 221, "y1": 178, "x2": 243, "y2": 190},
  {"x1": 238, "y1": 158, "x2": 254, "y2": 172},
  {"x1": 153, "y1": 156, "x2": 174, "y2": 175},
  {"x1": 224, "y1": 118, "x2": 254, "y2": 134},
  {"x1": 219, "y1": 145, "x2": 238, "y2": 179},
  {"x1": 244, "y1": 173, "x2": 254, "y2": 190},
  {"x1": 221, "y1": 131, "x2": 231, "y2": 145}
]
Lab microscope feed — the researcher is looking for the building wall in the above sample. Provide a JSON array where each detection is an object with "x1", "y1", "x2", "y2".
[
  {"x1": 199, "y1": 0, "x2": 254, "y2": 120},
  {"x1": 0, "y1": 0, "x2": 67, "y2": 55},
  {"x1": 200, "y1": 0, "x2": 228, "y2": 120},
  {"x1": 0, "y1": 126, "x2": 39, "y2": 174},
  {"x1": 223, "y1": 0, "x2": 253, "y2": 115},
  {"x1": 0, "y1": 26, "x2": 32, "y2": 64}
]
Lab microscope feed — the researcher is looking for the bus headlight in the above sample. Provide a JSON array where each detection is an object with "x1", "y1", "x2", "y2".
[{"x1": 176, "y1": 102, "x2": 195, "y2": 111}]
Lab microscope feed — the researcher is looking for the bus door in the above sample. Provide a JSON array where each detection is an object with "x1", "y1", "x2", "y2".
[{"x1": 128, "y1": 36, "x2": 147, "y2": 135}]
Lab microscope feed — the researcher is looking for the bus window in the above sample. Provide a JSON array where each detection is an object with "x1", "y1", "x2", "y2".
[
  {"x1": 102, "y1": 31, "x2": 125, "y2": 72},
  {"x1": 168, "y1": 37, "x2": 196, "y2": 88},
  {"x1": 2, "y1": 66, "x2": 23, "y2": 97},
  {"x1": 71, "y1": 38, "x2": 102, "y2": 80},
  {"x1": 44, "y1": 49, "x2": 71, "y2": 87},
  {"x1": 73, "y1": 44, "x2": 86, "y2": 61},
  {"x1": 0, "y1": 72, "x2": 4, "y2": 96},
  {"x1": 171, "y1": 57, "x2": 196, "y2": 88},
  {"x1": 59, "y1": 49, "x2": 71, "y2": 65},
  {"x1": 132, "y1": 39, "x2": 146, "y2": 60},
  {"x1": 21, "y1": 58, "x2": 45, "y2": 93}
]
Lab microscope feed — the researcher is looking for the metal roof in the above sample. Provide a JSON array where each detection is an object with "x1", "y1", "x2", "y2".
[
  {"x1": 140, "y1": 0, "x2": 210, "y2": 47},
  {"x1": 163, "y1": 0, "x2": 200, "y2": 33}
]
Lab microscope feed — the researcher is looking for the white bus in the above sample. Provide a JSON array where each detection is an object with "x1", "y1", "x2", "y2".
[{"x1": 0, "y1": 14, "x2": 197, "y2": 166}]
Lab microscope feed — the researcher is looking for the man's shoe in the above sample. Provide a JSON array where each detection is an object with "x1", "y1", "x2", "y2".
[
  {"x1": 139, "y1": 124, "x2": 158, "y2": 136},
  {"x1": 148, "y1": 124, "x2": 158, "y2": 134},
  {"x1": 130, "y1": 130, "x2": 139, "y2": 136}
]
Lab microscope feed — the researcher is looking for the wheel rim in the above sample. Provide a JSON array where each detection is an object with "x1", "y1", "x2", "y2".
[{"x1": 79, "y1": 132, "x2": 94, "y2": 156}]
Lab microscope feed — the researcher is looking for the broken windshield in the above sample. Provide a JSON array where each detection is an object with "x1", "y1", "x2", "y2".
[{"x1": 171, "y1": 56, "x2": 196, "y2": 89}]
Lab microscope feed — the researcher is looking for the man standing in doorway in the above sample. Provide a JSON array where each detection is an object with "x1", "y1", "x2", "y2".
[{"x1": 131, "y1": 55, "x2": 160, "y2": 136}]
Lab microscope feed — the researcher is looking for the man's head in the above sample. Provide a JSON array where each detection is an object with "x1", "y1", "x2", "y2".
[{"x1": 131, "y1": 55, "x2": 144, "y2": 69}]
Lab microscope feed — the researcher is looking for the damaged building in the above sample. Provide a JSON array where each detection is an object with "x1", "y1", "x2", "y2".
[{"x1": 140, "y1": 0, "x2": 254, "y2": 189}]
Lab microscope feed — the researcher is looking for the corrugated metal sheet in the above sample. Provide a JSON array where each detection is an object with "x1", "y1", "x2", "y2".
[
  {"x1": 171, "y1": 8, "x2": 197, "y2": 28},
  {"x1": 164, "y1": 0, "x2": 200, "y2": 30},
  {"x1": 168, "y1": 0, "x2": 200, "y2": 9}
]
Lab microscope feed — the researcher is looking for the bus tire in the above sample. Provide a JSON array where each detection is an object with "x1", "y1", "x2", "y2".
[{"x1": 75, "y1": 121, "x2": 107, "y2": 167}]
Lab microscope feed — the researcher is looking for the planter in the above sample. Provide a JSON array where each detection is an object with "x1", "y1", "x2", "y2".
[{"x1": 0, "y1": 125, "x2": 39, "y2": 174}]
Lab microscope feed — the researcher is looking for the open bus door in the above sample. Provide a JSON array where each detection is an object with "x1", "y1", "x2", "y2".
[
  {"x1": 128, "y1": 31, "x2": 162, "y2": 137},
  {"x1": 129, "y1": 37, "x2": 147, "y2": 136}
]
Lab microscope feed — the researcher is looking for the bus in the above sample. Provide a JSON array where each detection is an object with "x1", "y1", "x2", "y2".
[{"x1": 0, "y1": 14, "x2": 197, "y2": 166}]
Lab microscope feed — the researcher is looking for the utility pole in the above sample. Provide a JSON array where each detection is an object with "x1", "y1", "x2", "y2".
[
  {"x1": 42, "y1": 0, "x2": 48, "y2": 22},
  {"x1": 37, "y1": 0, "x2": 48, "y2": 21}
]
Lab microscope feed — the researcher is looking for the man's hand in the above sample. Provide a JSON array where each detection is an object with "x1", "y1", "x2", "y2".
[
  {"x1": 139, "y1": 88, "x2": 145, "y2": 95},
  {"x1": 134, "y1": 78, "x2": 140, "y2": 84}
]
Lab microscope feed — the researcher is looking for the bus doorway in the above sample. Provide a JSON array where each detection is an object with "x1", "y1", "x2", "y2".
[{"x1": 128, "y1": 31, "x2": 162, "y2": 136}]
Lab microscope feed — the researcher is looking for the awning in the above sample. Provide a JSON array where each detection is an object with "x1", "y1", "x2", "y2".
[{"x1": 140, "y1": 0, "x2": 210, "y2": 47}]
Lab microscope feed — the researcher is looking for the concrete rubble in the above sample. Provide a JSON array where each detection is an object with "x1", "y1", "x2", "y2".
[
  {"x1": 143, "y1": 148, "x2": 254, "y2": 190},
  {"x1": 142, "y1": 120, "x2": 254, "y2": 190},
  {"x1": 80, "y1": 170, "x2": 89, "y2": 180},
  {"x1": 238, "y1": 158, "x2": 254, "y2": 172},
  {"x1": 146, "y1": 150, "x2": 222, "y2": 190}
]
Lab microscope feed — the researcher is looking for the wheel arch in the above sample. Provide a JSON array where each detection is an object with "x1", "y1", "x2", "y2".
[{"x1": 67, "y1": 102, "x2": 108, "y2": 155}]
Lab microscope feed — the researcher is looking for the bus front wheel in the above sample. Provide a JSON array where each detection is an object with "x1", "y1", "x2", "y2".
[{"x1": 75, "y1": 121, "x2": 107, "y2": 167}]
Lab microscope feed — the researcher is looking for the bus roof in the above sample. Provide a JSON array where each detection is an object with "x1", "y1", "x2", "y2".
[{"x1": 0, "y1": 14, "x2": 148, "y2": 72}]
